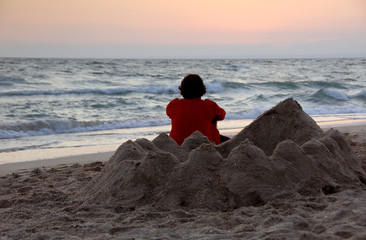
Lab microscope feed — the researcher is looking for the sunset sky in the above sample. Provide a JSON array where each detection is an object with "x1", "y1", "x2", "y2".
[{"x1": 0, "y1": 0, "x2": 365, "y2": 58}]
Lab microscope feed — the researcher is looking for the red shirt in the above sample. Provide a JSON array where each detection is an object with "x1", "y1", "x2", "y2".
[{"x1": 166, "y1": 98, "x2": 226, "y2": 145}]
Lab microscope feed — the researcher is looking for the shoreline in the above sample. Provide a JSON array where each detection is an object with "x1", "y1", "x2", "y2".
[{"x1": 1, "y1": 119, "x2": 366, "y2": 177}]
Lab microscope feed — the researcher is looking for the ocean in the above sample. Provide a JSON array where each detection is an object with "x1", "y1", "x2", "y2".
[{"x1": 1, "y1": 58, "x2": 366, "y2": 164}]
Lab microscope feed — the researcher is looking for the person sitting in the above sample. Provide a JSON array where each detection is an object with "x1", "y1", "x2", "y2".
[{"x1": 166, "y1": 74, "x2": 229, "y2": 145}]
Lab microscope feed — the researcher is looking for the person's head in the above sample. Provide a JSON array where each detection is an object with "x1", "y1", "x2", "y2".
[{"x1": 179, "y1": 74, "x2": 206, "y2": 99}]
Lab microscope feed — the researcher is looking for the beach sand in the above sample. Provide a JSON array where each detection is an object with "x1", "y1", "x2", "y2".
[{"x1": 1, "y1": 98, "x2": 366, "y2": 239}]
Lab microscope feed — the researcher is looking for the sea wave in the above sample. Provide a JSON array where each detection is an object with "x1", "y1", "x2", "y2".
[
  {"x1": 300, "y1": 80, "x2": 347, "y2": 89},
  {"x1": 0, "y1": 81, "x2": 229, "y2": 97},
  {"x1": 0, "y1": 86, "x2": 179, "y2": 97},
  {"x1": 222, "y1": 81, "x2": 249, "y2": 89},
  {"x1": 205, "y1": 81, "x2": 226, "y2": 92},
  {"x1": 352, "y1": 90, "x2": 366, "y2": 100},
  {"x1": 0, "y1": 76, "x2": 29, "y2": 86},
  {"x1": 0, "y1": 119, "x2": 171, "y2": 139},
  {"x1": 311, "y1": 88, "x2": 366, "y2": 102},
  {"x1": 321, "y1": 88, "x2": 349, "y2": 101},
  {"x1": 252, "y1": 81, "x2": 299, "y2": 90},
  {"x1": 227, "y1": 64, "x2": 251, "y2": 70}
]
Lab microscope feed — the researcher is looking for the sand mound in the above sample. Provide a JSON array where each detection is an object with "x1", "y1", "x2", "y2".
[
  {"x1": 81, "y1": 98, "x2": 366, "y2": 211},
  {"x1": 218, "y1": 98, "x2": 323, "y2": 157}
]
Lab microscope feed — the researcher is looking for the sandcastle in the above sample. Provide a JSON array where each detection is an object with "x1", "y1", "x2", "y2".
[{"x1": 81, "y1": 98, "x2": 366, "y2": 211}]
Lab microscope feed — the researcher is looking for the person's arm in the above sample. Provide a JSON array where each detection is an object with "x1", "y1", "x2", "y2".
[
  {"x1": 214, "y1": 107, "x2": 226, "y2": 121},
  {"x1": 209, "y1": 100, "x2": 226, "y2": 125},
  {"x1": 166, "y1": 98, "x2": 179, "y2": 118}
]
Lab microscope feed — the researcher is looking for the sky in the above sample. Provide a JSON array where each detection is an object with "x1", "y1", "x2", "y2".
[{"x1": 0, "y1": 0, "x2": 365, "y2": 58}]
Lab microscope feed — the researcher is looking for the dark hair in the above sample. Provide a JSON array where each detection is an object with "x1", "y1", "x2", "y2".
[{"x1": 179, "y1": 74, "x2": 206, "y2": 99}]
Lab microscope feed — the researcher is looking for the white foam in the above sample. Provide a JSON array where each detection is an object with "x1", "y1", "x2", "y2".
[
  {"x1": 0, "y1": 119, "x2": 171, "y2": 139},
  {"x1": 321, "y1": 88, "x2": 366, "y2": 101},
  {"x1": 322, "y1": 88, "x2": 349, "y2": 100},
  {"x1": 205, "y1": 81, "x2": 225, "y2": 93}
]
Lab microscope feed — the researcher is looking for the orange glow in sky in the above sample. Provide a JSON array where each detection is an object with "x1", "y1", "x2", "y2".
[{"x1": 0, "y1": 0, "x2": 365, "y2": 57}]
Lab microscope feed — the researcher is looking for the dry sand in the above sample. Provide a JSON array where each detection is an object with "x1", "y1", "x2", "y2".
[{"x1": 1, "y1": 98, "x2": 366, "y2": 239}]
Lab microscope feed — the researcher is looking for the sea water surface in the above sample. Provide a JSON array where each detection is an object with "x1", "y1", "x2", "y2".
[{"x1": 1, "y1": 58, "x2": 366, "y2": 163}]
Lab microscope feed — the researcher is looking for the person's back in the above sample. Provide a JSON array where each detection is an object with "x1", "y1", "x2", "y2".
[{"x1": 166, "y1": 74, "x2": 226, "y2": 145}]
